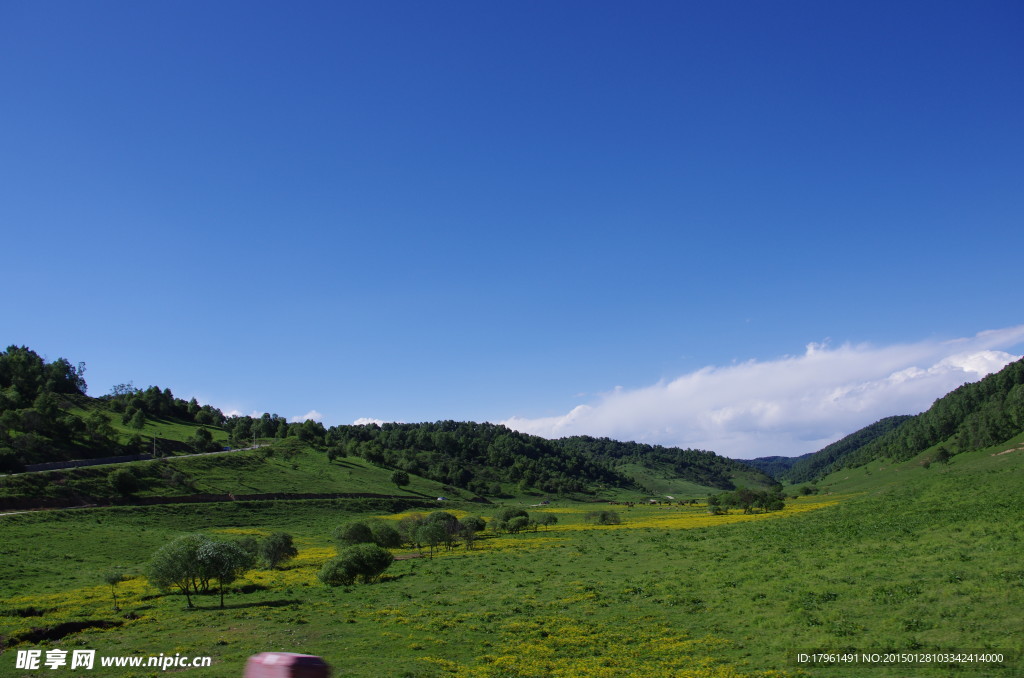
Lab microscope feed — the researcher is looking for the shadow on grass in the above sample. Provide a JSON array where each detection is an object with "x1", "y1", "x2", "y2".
[
  {"x1": 329, "y1": 460, "x2": 360, "y2": 469},
  {"x1": 191, "y1": 599, "x2": 302, "y2": 611},
  {"x1": 223, "y1": 598, "x2": 302, "y2": 610},
  {"x1": 402, "y1": 489, "x2": 437, "y2": 498},
  {"x1": 378, "y1": 572, "x2": 414, "y2": 583}
]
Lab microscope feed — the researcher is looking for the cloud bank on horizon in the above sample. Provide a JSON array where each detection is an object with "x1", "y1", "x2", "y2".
[{"x1": 500, "y1": 326, "x2": 1024, "y2": 460}]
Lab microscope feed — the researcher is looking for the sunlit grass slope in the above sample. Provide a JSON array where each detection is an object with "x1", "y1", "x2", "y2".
[
  {"x1": 67, "y1": 406, "x2": 231, "y2": 448},
  {"x1": 0, "y1": 443, "x2": 472, "y2": 505}
]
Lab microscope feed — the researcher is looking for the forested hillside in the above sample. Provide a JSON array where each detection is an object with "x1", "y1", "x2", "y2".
[
  {"x1": 743, "y1": 453, "x2": 813, "y2": 479},
  {"x1": 0, "y1": 346, "x2": 113, "y2": 470},
  {"x1": 783, "y1": 415, "x2": 913, "y2": 483},
  {"x1": 555, "y1": 435, "x2": 774, "y2": 491},
  {"x1": 310, "y1": 424, "x2": 778, "y2": 497},
  {"x1": 17, "y1": 343, "x2": 1018, "y2": 499},
  {"x1": 786, "y1": 357, "x2": 1024, "y2": 482},
  {"x1": 322, "y1": 422, "x2": 628, "y2": 496},
  {"x1": 0, "y1": 346, "x2": 233, "y2": 471},
  {"x1": 838, "y1": 356, "x2": 1024, "y2": 468}
]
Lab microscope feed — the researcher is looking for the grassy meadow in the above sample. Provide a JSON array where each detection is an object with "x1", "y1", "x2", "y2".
[
  {"x1": 1, "y1": 438, "x2": 1022, "y2": 677},
  {"x1": 0, "y1": 444, "x2": 474, "y2": 505}
]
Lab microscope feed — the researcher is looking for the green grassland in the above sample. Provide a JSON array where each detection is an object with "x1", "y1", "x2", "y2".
[
  {"x1": 66, "y1": 407, "x2": 232, "y2": 449},
  {"x1": 0, "y1": 443, "x2": 478, "y2": 505},
  {"x1": 1, "y1": 434, "x2": 1021, "y2": 677},
  {"x1": 0, "y1": 441, "x2": 738, "y2": 507}
]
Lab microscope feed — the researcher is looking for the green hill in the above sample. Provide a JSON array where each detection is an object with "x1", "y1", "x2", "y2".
[
  {"x1": 784, "y1": 357, "x2": 1024, "y2": 483},
  {"x1": 0, "y1": 345, "x2": 234, "y2": 472},
  {"x1": 0, "y1": 439, "x2": 476, "y2": 510},
  {"x1": 743, "y1": 453, "x2": 813, "y2": 479},
  {"x1": 555, "y1": 435, "x2": 777, "y2": 494},
  {"x1": 317, "y1": 424, "x2": 778, "y2": 499},
  {"x1": 839, "y1": 356, "x2": 1024, "y2": 468},
  {"x1": 2, "y1": 345, "x2": 776, "y2": 509},
  {"x1": 782, "y1": 415, "x2": 913, "y2": 483}
]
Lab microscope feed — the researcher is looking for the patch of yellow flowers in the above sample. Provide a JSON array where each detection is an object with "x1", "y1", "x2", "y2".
[{"x1": 422, "y1": 615, "x2": 797, "y2": 677}]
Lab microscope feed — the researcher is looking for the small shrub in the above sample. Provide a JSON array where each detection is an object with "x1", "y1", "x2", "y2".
[
  {"x1": 506, "y1": 516, "x2": 530, "y2": 533},
  {"x1": 333, "y1": 522, "x2": 374, "y2": 547},
  {"x1": 584, "y1": 510, "x2": 621, "y2": 525},
  {"x1": 318, "y1": 558, "x2": 355, "y2": 587},
  {"x1": 320, "y1": 544, "x2": 394, "y2": 586},
  {"x1": 369, "y1": 522, "x2": 402, "y2": 549},
  {"x1": 259, "y1": 532, "x2": 298, "y2": 569},
  {"x1": 496, "y1": 508, "x2": 528, "y2": 523},
  {"x1": 461, "y1": 516, "x2": 487, "y2": 534},
  {"x1": 107, "y1": 468, "x2": 138, "y2": 496}
]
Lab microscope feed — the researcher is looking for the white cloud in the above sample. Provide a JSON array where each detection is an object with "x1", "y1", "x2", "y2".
[
  {"x1": 289, "y1": 410, "x2": 323, "y2": 423},
  {"x1": 353, "y1": 417, "x2": 387, "y2": 426},
  {"x1": 501, "y1": 325, "x2": 1024, "y2": 459}
]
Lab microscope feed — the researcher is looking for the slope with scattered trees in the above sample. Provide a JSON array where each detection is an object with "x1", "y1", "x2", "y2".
[
  {"x1": 321, "y1": 421, "x2": 627, "y2": 496},
  {"x1": 782, "y1": 415, "x2": 914, "y2": 483},
  {"x1": 743, "y1": 453, "x2": 813, "y2": 480},
  {"x1": 786, "y1": 356, "x2": 1024, "y2": 482},
  {"x1": 556, "y1": 435, "x2": 775, "y2": 491}
]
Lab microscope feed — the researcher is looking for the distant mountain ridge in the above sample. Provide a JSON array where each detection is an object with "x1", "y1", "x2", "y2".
[
  {"x1": 743, "y1": 453, "x2": 814, "y2": 480},
  {"x1": 321, "y1": 423, "x2": 777, "y2": 496},
  {"x1": 781, "y1": 416, "x2": 913, "y2": 483}
]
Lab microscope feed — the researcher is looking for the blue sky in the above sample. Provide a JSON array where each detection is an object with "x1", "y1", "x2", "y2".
[{"x1": 3, "y1": 1, "x2": 1022, "y2": 458}]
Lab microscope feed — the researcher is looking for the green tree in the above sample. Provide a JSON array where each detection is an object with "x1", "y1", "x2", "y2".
[
  {"x1": 318, "y1": 557, "x2": 356, "y2": 587},
  {"x1": 102, "y1": 569, "x2": 128, "y2": 611},
  {"x1": 396, "y1": 513, "x2": 426, "y2": 547},
  {"x1": 506, "y1": 515, "x2": 530, "y2": 534},
  {"x1": 189, "y1": 427, "x2": 217, "y2": 453},
  {"x1": 85, "y1": 410, "x2": 116, "y2": 442},
  {"x1": 297, "y1": 419, "x2": 326, "y2": 445},
  {"x1": 425, "y1": 511, "x2": 461, "y2": 550},
  {"x1": 236, "y1": 536, "x2": 259, "y2": 560},
  {"x1": 259, "y1": 532, "x2": 298, "y2": 569},
  {"x1": 146, "y1": 534, "x2": 210, "y2": 608},
  {"x1": 415, "y1": 523, "x2": 446, "y2": 558},
  {"x1": 390, "y1": 470, "x2": 410, "y2": 490},
  {"x1": 318, "y1": 544, "x2": 395, "y2": 587},
  {"x1": 369, "y1": 522, "x2": 402, "y2": 548},
  {"x1": 460, "y1": 515, "x2": 486, "y2": 533},
  {"x1": 197, "y1": 539, "x2": 253, "y2": 608},
  {"x1": 333, "y1": 521, "x2": 374, "y2": 547},
  {"x1": 584, "y1": 510, "x2": 621, "y2": 525},
  {"x1": 129, "y1": 408, "x2": 146, "y2": 432},
  {"x1": 459, "y1": 515, "x2": 486, "y2": 550},
  {"x1": 339, "y1": 543, "x2": 394, "y2": 584},
  {"x1": 537, "y1": 513, "x2": 558, "y2": 529},
  {"x1": 496, "y1": 507, "x2": 528, "y2": 523},
  {"x1": 108, "y1": 468, "x2": 139, "y2": 496}
]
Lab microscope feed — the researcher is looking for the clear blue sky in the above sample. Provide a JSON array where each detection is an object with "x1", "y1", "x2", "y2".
[{"x1": 3, "y1": 1, "x2": 1022, "y2": 457}]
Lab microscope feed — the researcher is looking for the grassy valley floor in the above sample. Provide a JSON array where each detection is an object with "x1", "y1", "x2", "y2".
[{"x1": 1, "y1": 442, "x2": 1022, "y2": 677}]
